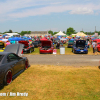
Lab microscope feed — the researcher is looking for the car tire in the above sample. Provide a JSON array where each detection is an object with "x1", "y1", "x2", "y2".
[
  {"x1": 25, "y1": 60, "x2": 28, "y2": 69},
  {"x1": 4, "y1": 70, "x2": 12, "y2": 85},
  {"x1": 86, "y1": 51, "x2": 88, "y2": 54}
]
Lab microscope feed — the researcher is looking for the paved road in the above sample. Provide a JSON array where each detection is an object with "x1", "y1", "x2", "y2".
[{"x1": 24, "y1": 54, "x2": 100, "y2": 67}]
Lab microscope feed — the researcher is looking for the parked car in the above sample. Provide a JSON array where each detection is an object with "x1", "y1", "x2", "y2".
[
  {"x1": 0, "y1": 44, "x2": 30, "y2": 86},
  {"x1": 67, "y1": 40, "x2": 74, "y2": 48},
  {"x1": 32, "y1": 41, "x2": 41, "y2": 48},
  {"x1": 72, "y1": 40, "x2": 88, "y2": 54},
  {"x1": 0, "y1": 41, "x2": 7, "y2": 52},
  {"x1": 19, "y1": 40, "x2": 34, "y2": 53},
  {"x1": 93, "y1": 39, "x2": 100, "y2": 52},
  {"x1": 40, "y1": 40, "x2": 54, "y2": 54}
]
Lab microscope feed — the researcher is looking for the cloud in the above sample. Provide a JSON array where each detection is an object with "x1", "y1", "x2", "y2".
[
  {"x1": 70, "y1": 7, "x2": 94, "y2": 14},
  {"x1": 0, "y1": 0, "x2": 100, "y2": 21}
]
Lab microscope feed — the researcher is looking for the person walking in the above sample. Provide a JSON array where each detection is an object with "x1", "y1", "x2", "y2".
[{"x1": 92, "y1": 41, "x2": 98, "y2": 55}]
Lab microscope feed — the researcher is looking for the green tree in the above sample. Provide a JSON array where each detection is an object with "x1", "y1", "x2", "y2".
[
  {"x1": 20, "y1": 31, "x2": 31, "y2": 36},
  {"x1": 53, "y1": 32, "x2": 58, "y2": 35},
  {"x1": 66, "y1": 27, "x2": 75, "y2": 36},
  {"x1": 63, "y1": 31, "x2": 66, "y2": 34},
  {"x1": 48, "y1": 30, "x2": 53, "y2": 36},
  {"x1": 9, "y1": 29, "x2": 13, "y2": 33}
]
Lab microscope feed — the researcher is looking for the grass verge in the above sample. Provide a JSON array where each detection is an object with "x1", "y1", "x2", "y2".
[{"x1": 0, "y1": 65, "x2": 100, "y2": 100}]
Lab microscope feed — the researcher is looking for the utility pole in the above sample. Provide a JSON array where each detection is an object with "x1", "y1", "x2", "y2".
[
  {"x1": 82, "y1": 28, "x2": 83, "y2": 32},
  {"x1": 95, "y1": 26, "x2": 96, "y2": 33}
]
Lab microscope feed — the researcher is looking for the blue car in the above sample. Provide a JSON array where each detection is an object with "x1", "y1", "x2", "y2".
[{"x1": 72, "y1": 40, "x2": 88, "y2": 54}]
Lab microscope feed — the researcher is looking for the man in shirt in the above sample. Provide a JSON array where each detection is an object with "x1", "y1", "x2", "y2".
[{"x1": 92, "y1": 41, "x2": 98, "y2": 55}]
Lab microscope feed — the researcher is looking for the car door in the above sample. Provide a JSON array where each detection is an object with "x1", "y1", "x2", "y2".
[{"x1": 7, "y1": 53, "x2": 24, "y2": 75}]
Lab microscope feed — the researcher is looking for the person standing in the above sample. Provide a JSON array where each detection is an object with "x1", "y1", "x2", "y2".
[{"x1": 92, "y1": 41, "x2": 98, "y2": 55}]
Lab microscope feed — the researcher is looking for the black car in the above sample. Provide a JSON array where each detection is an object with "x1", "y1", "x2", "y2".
[
  {"x1": 32, "y1": 41, "x2": 41, "y2": 48},
  {"x1": 0, "y1": 44, "x2": 30, "y2": 86},
  {"x1": 72, "y1": 40, "x2": 88, "y2": 54}
]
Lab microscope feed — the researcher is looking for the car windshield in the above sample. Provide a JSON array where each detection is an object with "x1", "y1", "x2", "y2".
[
  {"x1": 69, "y1": 40, "x2": 74, "y2": 43},
  {"x1": 0, "y1": 55, "x2": 4, "y2": 61},
  {"x1": 68, "y1": 40, "x2": 74, "y2": 44}
]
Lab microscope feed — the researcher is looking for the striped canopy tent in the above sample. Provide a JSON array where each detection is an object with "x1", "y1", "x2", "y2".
[{"x1": 76, "y1": 32, "x2": 87, "y2": 37}]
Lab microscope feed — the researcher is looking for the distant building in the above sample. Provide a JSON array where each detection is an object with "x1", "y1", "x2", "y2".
[{"x1": 30, "y1": 31, "x2": 48, "y2": 37}]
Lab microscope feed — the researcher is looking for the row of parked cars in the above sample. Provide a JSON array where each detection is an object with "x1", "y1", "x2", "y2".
[{"x1": 0, "y1": 38, "x2": 93, "y2": 55}]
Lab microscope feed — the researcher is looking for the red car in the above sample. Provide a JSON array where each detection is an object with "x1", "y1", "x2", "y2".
[
  {"x1": 93, "y1": 39, "x2": 100, "y2": 52},
  {"x1": 97, "y1": 42, "x2": 100, "y2": 51},
  {"x1": 39, "y1": 38, "x2": 54, "y2": 54},
  {"x1": 19, "y1": 40, "x2": 34, "y2": 53}
]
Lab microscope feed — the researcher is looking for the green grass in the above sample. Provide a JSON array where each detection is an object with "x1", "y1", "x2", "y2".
[{"x1": 0, "y1": 65, "x2": 100, "y2": 100}]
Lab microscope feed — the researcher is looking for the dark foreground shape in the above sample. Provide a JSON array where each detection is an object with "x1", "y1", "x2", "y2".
[
  {"x1": 98, "y1": 66, "x2": 100, "y2": 69},
  {"x1": 0, "y1": 44, "x2": 30, "y2": 87}
]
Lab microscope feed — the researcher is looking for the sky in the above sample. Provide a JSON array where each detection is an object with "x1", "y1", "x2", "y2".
[{"x1": 0, "y1": 0, "x2": 100, "y2": 33}]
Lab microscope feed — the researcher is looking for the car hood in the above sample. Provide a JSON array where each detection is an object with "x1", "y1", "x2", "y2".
[
  {"x1": 19, "y1": 41, "x2": 29, "y2": 46},
  {"x1": 4, "y1": 44, "x2": 24, "y2": 56},
  {"x1": 41, "y1": 41, "x2": 51, "y2": 47}
]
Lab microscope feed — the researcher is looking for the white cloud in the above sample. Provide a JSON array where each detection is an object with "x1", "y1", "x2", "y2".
[
  {"x1": 70, "y1": 7, "x2": 94, "y2": 14},
  {"x1": 0, "y1": 0, "x2": 100, "y2": 21}
]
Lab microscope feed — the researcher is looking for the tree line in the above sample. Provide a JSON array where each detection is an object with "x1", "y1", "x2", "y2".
[{"x1": 1, "y1": 27, "x2": 100, "y2": 36}]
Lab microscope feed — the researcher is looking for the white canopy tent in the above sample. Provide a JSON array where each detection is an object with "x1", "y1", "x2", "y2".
[
  {"x1": 5, "y1": 33, "x2": 20, "y2": 37},
  {"x1": 54, "y1": 31, "x2": 66, "y2": 37}
]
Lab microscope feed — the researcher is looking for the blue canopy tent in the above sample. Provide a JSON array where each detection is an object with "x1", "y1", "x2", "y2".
[
  {"x1": 3, "y1": 34, "x2": 7, "y2": 38},
  {"x1": 8, "y1": 37, "x2": 25, "y2": 44},
  {"x1": 8, "y1": 37, "x2": 25, "y2": 41},
  {"x1": 54, "y1": 38, "x2": 60, "y2": 41},
  {"x1": 70, "y1": 38, "x2": 75, "y2": 41}
]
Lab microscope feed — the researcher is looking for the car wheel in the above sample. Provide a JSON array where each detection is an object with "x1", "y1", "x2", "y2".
[
  {"x1": 86, "y1": 51, "x2": 88, "y2": 54},
  {"x1": 25, "y1": 60, "x2": 28, "y2": 69},
  {"x1": 4, "y1": 70, "x2": 12, "y2": 85}
]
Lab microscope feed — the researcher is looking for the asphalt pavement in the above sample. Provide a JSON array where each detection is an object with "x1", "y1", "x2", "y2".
[{"x1": 24, "y1": 54, "x2": 100, "y2": 67}]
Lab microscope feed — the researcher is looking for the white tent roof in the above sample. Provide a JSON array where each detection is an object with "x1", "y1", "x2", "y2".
[
  {"x1": 5, "y1": 33, "x2": 20, "y2": 36},
  {"x1": 54, "y1": 31, "x2": 66, "y2": 36}
]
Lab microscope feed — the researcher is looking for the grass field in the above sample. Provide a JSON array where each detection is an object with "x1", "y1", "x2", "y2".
[{"x1": 0, "y1": 65, "x2": 100, "y2": 100}]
